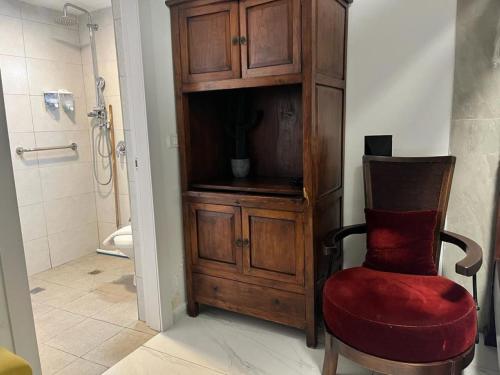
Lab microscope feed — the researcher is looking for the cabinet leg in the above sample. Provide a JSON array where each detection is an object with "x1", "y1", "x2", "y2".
[
  {"x1": 187, "y1": 300, "x2": 199, "y2": 317},
  {"x1": 306, "y1": 320, "x2": 318, "y2": 348}
]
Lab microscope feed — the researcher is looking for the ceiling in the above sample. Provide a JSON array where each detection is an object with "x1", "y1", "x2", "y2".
[{"x1": 21, "y1": 0, "x2": 112, "y2": 12}]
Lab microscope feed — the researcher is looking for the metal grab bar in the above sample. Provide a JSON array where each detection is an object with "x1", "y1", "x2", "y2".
[{"x1": 16, "y1": 143, "x2": 78, "y2": 156}]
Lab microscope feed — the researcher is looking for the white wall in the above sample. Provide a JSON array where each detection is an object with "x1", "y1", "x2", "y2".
[
  {"x1": 137, "y1": 0, "x2": 186, "y2": 322},
  {"x1": 0, "y1": 69, "x2": 41, "y2": 374},
  {"x1": 343, "y1": 0, "x2": 457, "y2": 267}
]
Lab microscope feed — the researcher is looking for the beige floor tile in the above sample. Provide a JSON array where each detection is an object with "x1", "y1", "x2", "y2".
[
  {"x1": 69, "y1": 253, "x2": 134, "y2": 274},
  {"x1": 93, "y1": 298, "x2": 138, "y2": 328},
  {"x1": 62, "y1": 291, "x2": 125, "y2": 317},
  {"x1": 47, "y1": 318, "x2": 123, "y2": 357},
  {"x1": 84, "y1": 329, "x2": 154, "y2": 368},
  {"x1": 39, "y1": 344, "x2": 78, "y2": 375},
  {"x1": 30, "y1": 279, "x2": 87, "y2": 308},
  {"x1": 55, "y1": 358, "x2": 108, "y2": 375},
  {"x1": 126, "y1": 320, "x2": 158, "y2": 335},
  {"x1": 35, "y1": 308, "x2": 86, "y2": 343},
  {"x1": 61, "y1": 271, "x2": 127, "y2": 293},
  {"x1": 95, "y1": 274, "x2": 136, "y2": 299},
  {"x1": 31, "y1": 301, "x2": 55, "y2": 318},
  {"x1": 33, "y1": 264, "x2": 89, "y2": 285}
]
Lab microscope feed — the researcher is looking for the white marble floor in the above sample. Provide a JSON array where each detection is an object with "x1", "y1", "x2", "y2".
[
  {"x1": 104, "y1": 307, "x2": 500, "y2": 375},
  {"x1": 29, "y1": 253, "x2": 156, "y2": 375}
]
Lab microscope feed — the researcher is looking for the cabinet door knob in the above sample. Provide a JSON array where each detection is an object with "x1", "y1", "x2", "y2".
[
  {"x1": 240, "y1": 36, "x2": 247, "y2": 45},
  {"x1": 232, "y1": 36, "x2": 240, "y2": 45},
  {"x1": 242, "y1": 239, "x2": 250, "y2": 247},
  {"x1": 235, "y1": 239, "x2": 243, "y2": 247}
]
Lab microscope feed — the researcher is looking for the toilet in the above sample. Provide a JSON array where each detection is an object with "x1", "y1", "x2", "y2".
[{"x1": 99, "y1": 225, "x2": 134, "y2": 259}]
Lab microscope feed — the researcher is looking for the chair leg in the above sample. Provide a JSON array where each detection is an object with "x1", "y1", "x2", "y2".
[{"x1": 322, "y1": 330, "x2": 338, "y2": 375}]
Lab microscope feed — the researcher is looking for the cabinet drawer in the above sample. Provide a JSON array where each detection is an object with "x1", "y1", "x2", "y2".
[{"x1": 193, "y1": 273, "x2": 305, "y2": 328}]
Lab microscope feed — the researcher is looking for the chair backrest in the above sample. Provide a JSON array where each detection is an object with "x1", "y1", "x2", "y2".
[{"x1": 362, "y1": 155, "x2": 455, "y2": 263}]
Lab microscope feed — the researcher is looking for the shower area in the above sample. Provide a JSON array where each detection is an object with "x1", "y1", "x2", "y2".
[{"x1": 0, "y1": 0, "x2": 152, "y2": 372}]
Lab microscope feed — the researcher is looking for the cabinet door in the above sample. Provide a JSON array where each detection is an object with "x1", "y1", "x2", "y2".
[
  {"x1": 179, "y1": 2, "x2": 241, "y2": 83},
  {"x1": 242, "y1": 208, "x2": 304, "y2": 284},
  {"x1": 239, "y1": 0, "x2": 301, "y2": 78},
  {"x1": 189, "y1": 203, "x2": 242, "y2": 273}
]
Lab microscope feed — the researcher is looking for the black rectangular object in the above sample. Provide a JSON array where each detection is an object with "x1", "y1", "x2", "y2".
[{"x1": 365, "y1": 135, "x2": 392, "y2": 156}]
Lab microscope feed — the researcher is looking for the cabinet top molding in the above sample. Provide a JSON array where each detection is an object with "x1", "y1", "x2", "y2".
[{"x1": 165, "y1": 0, "x2": 352, "y2": 8}]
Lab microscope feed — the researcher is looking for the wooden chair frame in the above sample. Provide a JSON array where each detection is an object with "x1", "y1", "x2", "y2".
[{"x1": 321, "y1": 156, "x2": 483, "y2": 375}]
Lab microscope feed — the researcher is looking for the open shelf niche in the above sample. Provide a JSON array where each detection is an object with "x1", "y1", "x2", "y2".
[{"x1": 186, "y1": 84, "x2": 303, "y2": 196}]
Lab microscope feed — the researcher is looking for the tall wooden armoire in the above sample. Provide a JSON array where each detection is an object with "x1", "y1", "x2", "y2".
[{"x1": 165, "y1": 0, "x2": 351, "y2": 347}]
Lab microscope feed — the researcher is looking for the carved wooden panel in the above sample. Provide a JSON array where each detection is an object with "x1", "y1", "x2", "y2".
[
  {"x1": 190, "y1": 203, "x2": 242, "y2": 272},
  {"x1": 316, "y1": 0, "x2": 346, "y2": 80},
  {"x1": 180, "y1": 2, "x2": 240, "y2": 82},
  {"x1": 315, "y1": 85, "x2": 344, "y2": 197},
  {"x1": 242, "y1": 208, "x2": 304, "y2": 284},
  {"x1": 240, "y1": 0, "x2": 301, "y2": 77}
]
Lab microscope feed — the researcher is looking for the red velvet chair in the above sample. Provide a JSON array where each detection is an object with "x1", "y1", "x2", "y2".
[{"x1": 322, "y1": 156, "x2": 483, "y2": 375}]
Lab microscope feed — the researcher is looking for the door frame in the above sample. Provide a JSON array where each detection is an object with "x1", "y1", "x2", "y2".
[{"x1": 113, "y1": 0, "x2": 166, "y2": 330}]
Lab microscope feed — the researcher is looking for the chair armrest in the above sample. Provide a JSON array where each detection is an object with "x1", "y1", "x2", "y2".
[
  {"x1": 440, "y1": 230, "x2": 482, "y2": 277},
  {"x1": 323, "y1": 224, "x2": 367, "y2": 255}
]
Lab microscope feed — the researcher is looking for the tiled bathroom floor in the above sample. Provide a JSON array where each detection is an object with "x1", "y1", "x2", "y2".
[
  {"x1": 29, "y1": 253, "x2": 156, "y2": 375},
  {"x1": 105, "y1": 307, "x2": 500, "y2": 375}
]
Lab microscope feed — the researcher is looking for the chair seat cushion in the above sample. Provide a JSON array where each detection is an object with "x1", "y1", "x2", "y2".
[{"x1": 323, "y1": 267, "x2": 477, "y2": 363}]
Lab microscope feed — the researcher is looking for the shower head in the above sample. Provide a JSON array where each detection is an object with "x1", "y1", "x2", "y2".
[
  {"x1": 55, "y1": 14, "x2": 78, "y2": 26},
  {"x1": 56, "y1": 3, "x2": 95, "y2": 28}
]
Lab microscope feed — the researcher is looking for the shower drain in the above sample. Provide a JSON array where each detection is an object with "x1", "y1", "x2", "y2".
[{"x1": 88, "y1": 269, "x2": 103, "y2": 275}]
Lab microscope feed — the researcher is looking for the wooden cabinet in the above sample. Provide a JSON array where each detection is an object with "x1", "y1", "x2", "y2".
[
  {"x1": 167, "y1": 0, "x2": 351, "y2": 347},
  {"x1": 189, "y1": 203, "x2": 242, "y2": 273},
  {"x1": 242, "y1": 208, "x2": 304, "y2": 284},
  {"x1": 177, "y1": 0, "x2": 301, "y2": 84},
  {"x1": 179, "y1": 2, "x2": 240, "y2": 82},
  {"x1": 240, "y1": 0, "x2": 301, "y2": 77}
]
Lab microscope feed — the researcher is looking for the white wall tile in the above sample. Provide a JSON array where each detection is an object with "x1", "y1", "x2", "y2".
[
  {"x1": 84, "y1": 60, "x2": 120, "y2": 99},
  {"x1": 88, "y1": 8, "x2": 113, "y2": 28},
  {"x1": 23, "y1": 20, "x2": 82, "y2": 64},
  {"x1": 98, "y1": 221, "x2": 117, "y2": 249},
  {"x1": 44, "y1": 192, "x2": 97, "y2": 235},
  {"x1": 39, "y1": 162, "x2": 94, "y2": 201},
  {"x1": 49, "y1": 222, "x2": 98, "y2": 267},
  {"x1": 106, "y1": 95, "x2": 122, "y2": 129},
  {"x1": 8, "y1": 131, "x2": 38, "y2": 170},
  {"x1": 119, "y1": 194, "x2": 130, "y2": 225},
  {"x1": 95, "y1": 24, "x2": 117, "y2": 63},
  {"x1": 111, "y1": 0, "x2": 121, "y2": 20},
  {"x1": 0, "y1": 15, "x2": 24, "y2": 56},
  {"x1": 0, "y1": 0, "x2": 20, "y2": 18},
  {"x1": 0, "y1": 55, "x2": 28, "y2": 94},
  {"x1": 95, "y1": 190, "x2": 116, "y2": 224},
  {"x1": 23, "y1": 237, "x2": 51, "y2": 275},
  {"x1": 35, "y1": 130, "x2": 91, "y2": 166},
  {"x1": 18, "y1": 202, "x2": 47, "y2": 241},
  {"x1": 26, "y1": 58, "x2": 85, "y2": 97},
  {"x1": 30, "y1": 94, "x2": 88, "y2": 132},
  {"x1": 4, "y1": 94, "x2": 33, "y2": 132},
  {"x1": 14, "y1": 168, "x2": 43, "y2": 207},
  {"x1": 100, "y1": 60, "x2": 120, "y2": 96}
]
